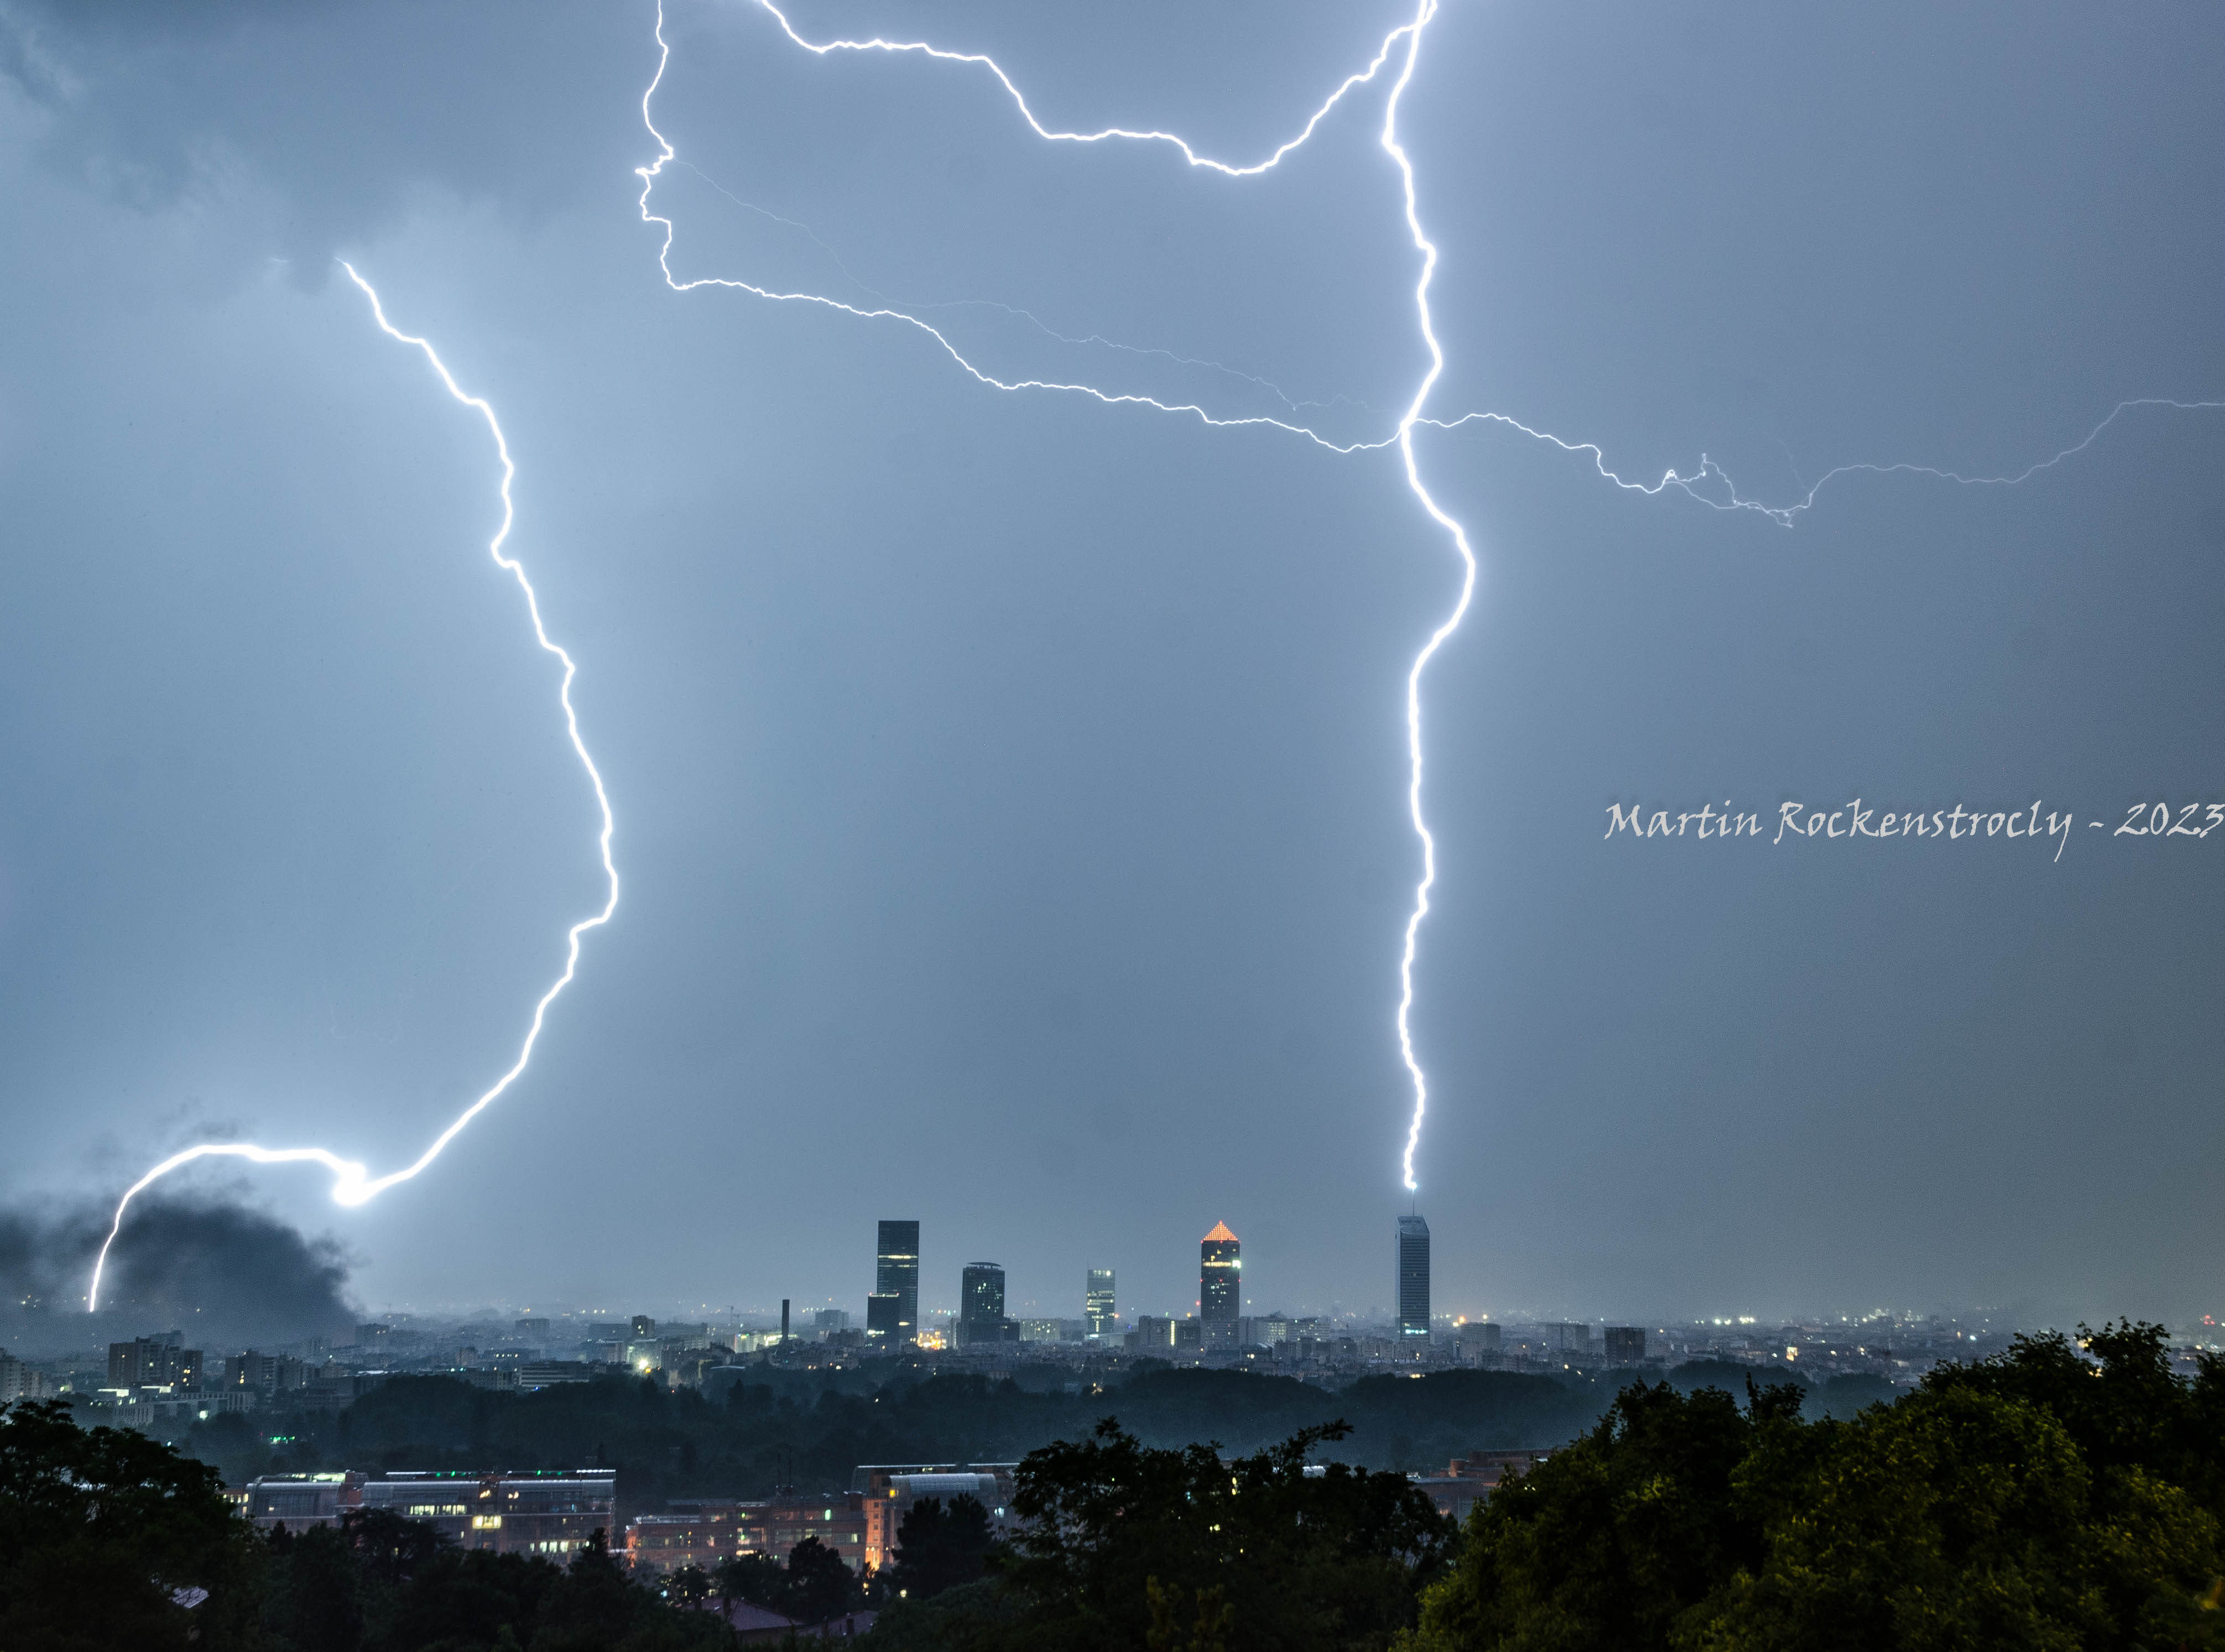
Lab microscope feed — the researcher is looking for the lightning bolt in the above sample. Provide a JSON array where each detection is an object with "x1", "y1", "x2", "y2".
[
  {"x1": 85, "y1": 263, "x2": 619, "y2": 1312},
  {"x1": 639, "y1": 0, "x2": 1471, "y2": 1195},
  {"x1": 640, "y1": 0, "x2": 2220, "y2": 1197}
]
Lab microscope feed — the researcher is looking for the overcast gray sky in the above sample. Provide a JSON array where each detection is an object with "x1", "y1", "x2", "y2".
[{"x1": 2, "y1": 1, "x2": 2221, "y2": 1333}]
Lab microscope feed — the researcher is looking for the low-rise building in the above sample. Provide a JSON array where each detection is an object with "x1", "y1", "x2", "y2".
[
  {"x1": 243, "y1": 1469, "x2": 614, "y2": 1557},
  {"x1": 758, "y1": 1489, "x2": 869, "y2": 1574},
  {"x1": 1408, "y1": 1450, "x2": 1550, "y2": 1524},
  {"x1": 627, "y1": 1504, "x2": 751, "y2": 1575},
  {"x1": 853, "y1": 1466, "x2": 1015, "y2": 1573}
]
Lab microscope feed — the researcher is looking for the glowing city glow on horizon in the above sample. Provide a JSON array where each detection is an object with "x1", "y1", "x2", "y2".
[
  {"x1": 85, "y1": 264, "x2": 619, "y2": 1312},
  {"x1": 640, "y1": 0, "x2": 2223, "y2": 1196}
]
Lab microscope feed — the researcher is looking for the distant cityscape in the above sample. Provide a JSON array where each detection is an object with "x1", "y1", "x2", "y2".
[
  {"x1": 7, "y1": 1210, "x2": 2163, "y2": 1418},
  {"x1": 7, "y1": 1208, "x2": 2219, "y2": 1608}
]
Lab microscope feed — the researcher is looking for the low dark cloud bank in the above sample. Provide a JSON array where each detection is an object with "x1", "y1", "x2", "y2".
[{"x1": 0, "y1": 1195, "x2": 359, "y2": 1356}]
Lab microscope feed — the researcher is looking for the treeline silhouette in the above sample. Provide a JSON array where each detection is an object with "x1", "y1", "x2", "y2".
[
  {"x1": 184, "y1": 1362, "x2": 1641, "y2": 1513},
  {"x1": 7, "y1": 1325, "x2": 2218, "y2": 1649}
]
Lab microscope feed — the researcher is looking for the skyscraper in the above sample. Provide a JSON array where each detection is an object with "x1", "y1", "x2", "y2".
[
  {"x1": 961, "y1": 1262, "x2": 1005, "y2": 1325},
  {"x1": 1397, "y1": 1213, "x2": 1430, "y2": 1340},
  {"x1": 1200, "y1": 1222, "x2": 1240, "y2": 1348},
  {"x1": 870, "y1": 1220, "x2": 919, "y2": 1344},
  {"x1": 958, "y1": 1262, "x2": 1015, "y2": 1345},
  {"x1": 1085, "y1": 1269, "x2": 1116, "y2": 1337}
]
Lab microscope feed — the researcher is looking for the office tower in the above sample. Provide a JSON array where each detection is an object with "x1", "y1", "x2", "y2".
[
  {"x1": 875, "y1": 1221, "x2": 920, "y2": 1344},
  {"x1": 960, "y1": 1263, "x2": 1005, "y2": 1327},
  {"x1": 865, "y1": 1294, "x2": 902, "y2": 1342},
  {"x1": 1200, "y1": 1222, "x2": 1241, "y2": 1347},
  {"x1": 1396, "y1": 1213, "x2": 1430, "y2": 1340},
  {"x1": 107, "y1": 1335, "x2": 201, "y2": 1391},
  {"x1": 631, "y1": 1315, "x2": 657, "y2": 1338},
  {"x1": 1085, "y1": 1269, "x2": 1116, "y2": 1337},
  {"x1": 1603, "y1": 1326, "x2": 1646, "y2": 1365}
]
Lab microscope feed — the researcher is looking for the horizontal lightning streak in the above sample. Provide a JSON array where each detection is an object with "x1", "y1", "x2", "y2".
[
  {"x1": 1418, "y1": 398, "x2": 2225, "y2": 529},
  {"x1": 86, "y1": 265, "x2": 618, "y2": 1312}
]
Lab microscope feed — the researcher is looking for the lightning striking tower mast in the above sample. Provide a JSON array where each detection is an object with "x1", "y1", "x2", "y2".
[
  {"x1": 642, "y1": 0, "x2": 1467, "y2": 1192},
  {"x1": 85, "y1": 265, "x2": 618, "y2": 1312}
]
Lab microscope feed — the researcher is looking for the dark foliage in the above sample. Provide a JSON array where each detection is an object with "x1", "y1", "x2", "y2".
[
  {"x1": 184, "y1": 1365, "x2": 1602, "y2": 1523},
  {"x1": 863, "y1": 1418, "x2": 1453, "y2": 1651},
  {"x1": 0, "y1": 1396, "x2": 264, "y2": 1651},
  {"x1": 2, "y1": 1398, "x2": 734, "y2": 1652},
  {"x1": 1410, "y1": 1324, "x2": 2225, "y2": 1650},
  {"x1": 711, "y1": 1551, "x2": 784, "y2": 1609},
  {"x1": 708, "y1": 1537, "x2": 859, "y2": 1625},
  {"x1": 889, "y1": 1493, "x2": 998, "y2": 1600}
]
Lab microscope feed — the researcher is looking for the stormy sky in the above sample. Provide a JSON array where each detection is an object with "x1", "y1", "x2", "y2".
[{"x1": 1, "y1": 1, "x2": 2221, "y2": 1336}]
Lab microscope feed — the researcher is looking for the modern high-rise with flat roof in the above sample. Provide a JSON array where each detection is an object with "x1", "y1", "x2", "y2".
[
  {"x1": 1397, "y1": 1214, "x2": 1431, "y2": 1340},
  {"x1": 960, "y1": 1263, "x2": 1005, "y2": 1325},
  {"x1": 958, "y1": 1263, "x2": 1016, "y2": 1346},
  {"x1": 1200, "y1": 1223, "x2": 1241, "y2": 1347},
  {"x1": 1085, "y1": 1269, "x2": 1116, "y2": 1337},
  {"x1": 871, "y1": 1220, "x2": 920, "y2": 1344}
]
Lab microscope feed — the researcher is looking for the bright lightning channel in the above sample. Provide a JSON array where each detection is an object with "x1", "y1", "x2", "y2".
[
  {"x1": 639, "y1": 0, "x2": 1466, "y2": 1195},
  {"x1": 640, "y1": 0, "x2": 2221, "y2": 1195},
  {"x1": 85, "y1": 264, "x2": 618, "y2": 1312}
]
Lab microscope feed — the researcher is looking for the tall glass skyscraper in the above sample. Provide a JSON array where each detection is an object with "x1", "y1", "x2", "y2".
[
  {"x1": 956, "y1": 1262, "x2": 1015, "y2": 1345},
  {"x1": 1397, "y1": 1214, "x2": 1431, "y2": 1340},
  {"x1": 1200, "y1": 1222, "x2": 1241, "y2": 1347},
  {"x1": 1085, "y1": 1269, "x2": 1116, "y2": 1337},
  {"x1": 869, "y1": 1220, "x2": 919, "y2": 1344}
]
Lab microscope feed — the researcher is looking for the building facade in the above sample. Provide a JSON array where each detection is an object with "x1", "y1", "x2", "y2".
[
  {"x1": 243, "y1": 1470, "x2": 615, "y2": 1558},
  {"x1": 1603, "y1": 1326, "x2": 1648, "y2": 1365},
  {"x1": 1200, "y1": 1223, "x2": 1241, "y2": 1348},
  {"x1": 857, "y1": 1469, "x2": 1014, "y2": 1573},
  {"x1": 872, "y1": 1220, "x2": 920, "y2": 1344},
  {"x1": 956, "y1": 1263, "x2": 1017, "y2": 1345},
  {"x1": 1085, "y1": 1269, "x2": 1116, "y2": 1338},
  {"x1": 108, "y1": 1333, "x2": 200, "y2": 1391},
  {"x1": 758, "y1": 1489, "x2": 869, "y2": 1573},
  {"x1": 1396, "y1": 1214, "x2": 1431, "y2": 1341}
]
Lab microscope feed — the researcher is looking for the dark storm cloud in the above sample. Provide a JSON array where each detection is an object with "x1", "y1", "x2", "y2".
[
  {"x1": 0, "y1": 1195, "x2": 358, "y2": 1350},
  {"x1": 0, "y1": 0, "x2": 642, "y2": 269}
]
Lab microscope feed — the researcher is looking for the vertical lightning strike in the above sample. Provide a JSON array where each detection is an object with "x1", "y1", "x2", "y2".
[
  {"x1": 647, "y1": 0, "x2": 1471, "y2": 1190},
  {"x1": 1377, "y1": 0, "x2": 1466, "y2": 1192},
  {"x1": 86, "y1": 265, "x2": 618, "y2": 1312}
]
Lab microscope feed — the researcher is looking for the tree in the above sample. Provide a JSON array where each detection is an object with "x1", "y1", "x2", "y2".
[
  {"x1": 1408, "y1": 1359, "x2": 2225, "y2": 1652},
  {"x1": 714, "y1": 1551, "x2": 785, "y2": 1610},
  {"x1": 661, "y1": 1564, "x2": 715, "y2": 1607},
  {"x1": 1409, "y1": 1379, "x2": 1788, "y2": 1652},
  {"x1": 996, "y1": 1418, "x2": 1454, "y2": 1651},
  {"x1": 0, "y1": 1396, "x2": 263, "y2": 1652},
  {"x1": 364, "y1": 1547, "x2": 559, "y2": 1652},
  {"x1": 342, "y1": 1505, "x2": 453, "y2": 1586},
  {"x1": 263, "y1": 1523, "x2": 368, "y2": 1652},
  {"x1": 889, "y1": 1493, "x2": 997, "y2": 1601},
  {"x1": 1688, "y1": 1384, "x2": 2219, "y2": 1651},
  {"x1": 782, "y1": 1535, "x2": 857, "y2": 1624}
]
